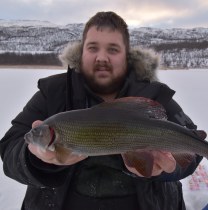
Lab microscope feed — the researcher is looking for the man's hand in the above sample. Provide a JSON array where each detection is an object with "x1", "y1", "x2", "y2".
[
  {"x1": 28, "y1": 120, "x2": 88, "y2": 165},
  {"x1": 122, "y1": 150, "x2": 176, "y2": 177}
]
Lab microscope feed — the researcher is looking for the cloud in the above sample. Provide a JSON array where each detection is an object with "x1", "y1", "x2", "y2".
[
  {"x1": 0, "y1": 0, "x2": 208, "y2": 28},
  {"x1": 114, "y1": 0, "x2": 206, "y2": 27}
]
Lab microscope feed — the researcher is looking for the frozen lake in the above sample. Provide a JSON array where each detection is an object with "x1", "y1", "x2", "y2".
[{"x1": 0, "y1": 68, "x2": 208, "y2": 210}]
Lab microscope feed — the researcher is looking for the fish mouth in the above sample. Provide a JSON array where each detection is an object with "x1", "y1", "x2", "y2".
[
  {"x1": 47, "y1": 127, "x2": 56, "y2": 148},
  {"x1": 24, "y1": 132, "x2": 33, "y2": 144}
]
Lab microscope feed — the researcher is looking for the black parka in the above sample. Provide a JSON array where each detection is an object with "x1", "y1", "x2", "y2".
[{"x1": 0, "y1": 44, "x2": 202, "y2": 210}]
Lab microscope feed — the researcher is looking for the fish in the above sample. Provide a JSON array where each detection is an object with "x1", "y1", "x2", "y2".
[{"x1": 24, "y1": 96, "x2": 207, "y2": 177}]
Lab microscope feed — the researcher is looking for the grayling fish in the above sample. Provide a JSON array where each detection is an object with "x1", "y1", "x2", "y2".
[{"x1": 24, "y1": 97, "x2": 207, "y2": 177}]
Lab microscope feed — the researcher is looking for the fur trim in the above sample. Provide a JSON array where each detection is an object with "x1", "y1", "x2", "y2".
[
  {"x1": 59, "y1": 42, "x2": 159, "y2": 81},
  {"x1": 128, "y1": 46, "x2": 159, "y2": 81},
  {"x1": 59, "y1": 42, "x2": 82, "y2": 72}
]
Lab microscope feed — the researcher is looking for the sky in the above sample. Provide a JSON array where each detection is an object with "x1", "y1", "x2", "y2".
[{"x1": 0, "y1": 0, "x2": 208, "y2": 28}]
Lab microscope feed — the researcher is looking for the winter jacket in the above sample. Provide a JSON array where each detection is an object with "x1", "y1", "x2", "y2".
[{"x1": 0, "y1": 43, "x2": 202, "y2": 210}]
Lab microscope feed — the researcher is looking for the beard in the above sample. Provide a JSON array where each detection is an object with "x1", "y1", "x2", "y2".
[{"x1": 81, "y1": 62, "x2": 127, "y2": 95}]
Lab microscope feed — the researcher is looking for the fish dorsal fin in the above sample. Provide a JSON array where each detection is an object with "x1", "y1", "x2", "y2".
[{"x1": 95, "y1": 97, "x2": 167, "y2": 120}]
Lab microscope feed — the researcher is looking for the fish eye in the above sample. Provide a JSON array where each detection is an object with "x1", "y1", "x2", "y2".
[{"x1": 32, "y1": 127, "x2": 43, "y2": 136}]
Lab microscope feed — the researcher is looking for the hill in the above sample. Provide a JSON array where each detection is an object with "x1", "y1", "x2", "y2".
[{"x1": 0, "y1": 20, "x2": 208, "y2": 68}]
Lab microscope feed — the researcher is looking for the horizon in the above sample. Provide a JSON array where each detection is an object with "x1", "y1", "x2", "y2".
[{"x1": 1, "y1": 18, "x2": 208, "y2": 30}]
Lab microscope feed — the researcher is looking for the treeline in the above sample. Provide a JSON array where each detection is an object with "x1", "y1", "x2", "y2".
[
  {"x1": 0, "y1": 52, "x2": 62, "y2": 66},
  {"x1": 152, "y1": 41, "x2": 208, "y2": 52}
]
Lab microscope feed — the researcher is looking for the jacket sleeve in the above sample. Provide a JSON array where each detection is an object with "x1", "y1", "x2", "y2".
[
  {"x1": 0, "y1": 90, "x2": 74, "y2": 188},
  {"x1": 156, "y1": 99, "x2": 203, "y2": 181}
]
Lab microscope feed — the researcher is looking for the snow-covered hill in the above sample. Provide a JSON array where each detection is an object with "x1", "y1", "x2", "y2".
[
  {"x1": 0, "y1": 20, "x2": 208, "y2": 68},
  {"x1": 0, "y1": 20, "x2": 83, "y2": 53},
  {"x1": 130, "y1": 27, "x2": 208, "y2": 68}
]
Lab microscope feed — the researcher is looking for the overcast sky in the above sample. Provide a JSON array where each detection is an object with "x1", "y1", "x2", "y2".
[{"x1": 0, "y1": 0, "x2": 208, "y2": 28}]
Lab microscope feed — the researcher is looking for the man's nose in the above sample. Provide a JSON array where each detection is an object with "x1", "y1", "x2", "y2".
[{"x1": 96, "y1": 50, "x2": 109, "y2": 63}]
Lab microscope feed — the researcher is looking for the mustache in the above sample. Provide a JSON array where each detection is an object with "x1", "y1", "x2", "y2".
[{"x1": 93, "y1": 62, "x2": 112, "y2": 70}]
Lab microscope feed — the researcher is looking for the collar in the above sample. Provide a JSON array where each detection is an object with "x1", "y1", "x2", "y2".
[{"x1": 84, "y1": 79, "x2": 130, "y2": 107}]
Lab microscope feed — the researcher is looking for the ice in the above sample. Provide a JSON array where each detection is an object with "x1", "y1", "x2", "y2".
[{"x1": 0, "y1": 68, "x2": 207, "y2": 210}]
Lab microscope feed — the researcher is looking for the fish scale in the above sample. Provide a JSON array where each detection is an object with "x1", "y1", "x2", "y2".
[
  {"x1": 24, "y1": 97, "x2": 207, "y2": 175},
  {"x1": 48, "y1": 117, "x2": 207, "y2": 157}
]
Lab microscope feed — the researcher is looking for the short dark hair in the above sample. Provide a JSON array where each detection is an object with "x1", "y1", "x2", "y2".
[{"x1": 82, "y1": 11, "x2": 130, "y2": 53}]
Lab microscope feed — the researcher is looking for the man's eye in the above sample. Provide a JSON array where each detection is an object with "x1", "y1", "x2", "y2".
[
  {"x1": 88, "y1": 46, "x2": 97, "y2": 52},
  {"x1": 109, "y1": 48, "x2": 119, "y2": 53}
]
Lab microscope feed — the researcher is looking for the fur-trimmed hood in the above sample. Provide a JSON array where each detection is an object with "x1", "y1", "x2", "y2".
[{"x1": 59, "y1": 42, "x2": 159, "y2": 82}]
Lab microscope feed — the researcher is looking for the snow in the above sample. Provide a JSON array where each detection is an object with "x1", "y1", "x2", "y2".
[
  {"x1": 0, "y1": 68, "x2": 208, "y2": 210},
  {"x1": 0, "y1": 19, "x2": 59, "y2": 28},
  {"x1": 0, "y1": 69, "x2": 66, "y2": 210}
]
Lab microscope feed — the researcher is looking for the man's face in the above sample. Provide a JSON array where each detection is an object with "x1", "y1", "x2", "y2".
[{"x1": 81, "y1": 26, "x2": 128, "y2": 95}]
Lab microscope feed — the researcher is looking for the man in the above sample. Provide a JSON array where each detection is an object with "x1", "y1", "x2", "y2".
[{"x1": 0, "y1": 11, "x2": 202, "y2": 210}]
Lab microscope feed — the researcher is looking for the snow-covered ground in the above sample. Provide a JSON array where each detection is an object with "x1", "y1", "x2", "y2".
[{"x1": 0, "y1": 68, "x2": 207, "y2": 210}]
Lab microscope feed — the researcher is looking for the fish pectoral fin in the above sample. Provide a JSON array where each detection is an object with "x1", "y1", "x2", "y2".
[
  {"x1": 172, "y1": 153, "x2": 196, "y2": 168},
  {"x1": 122, "y1": 151, "x2": 154, "y2": 177},
  {"x1": 55, "y1": 144, "x2": 74, "y2": 164}
]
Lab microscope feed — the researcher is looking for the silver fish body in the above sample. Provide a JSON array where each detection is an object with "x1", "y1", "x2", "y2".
[{"x1": 24, "y1": 97, "x2": 208, "y2": 158}]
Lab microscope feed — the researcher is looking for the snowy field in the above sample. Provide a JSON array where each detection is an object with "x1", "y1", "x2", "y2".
[{"x1": 0, "y1": 68, "x2": 208, "y2": 210}]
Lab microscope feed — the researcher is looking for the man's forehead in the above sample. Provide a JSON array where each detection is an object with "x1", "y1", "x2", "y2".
[
  {"x1": 86, "y1": 26, "x2": 122, "y2": 36},
  {"x1": 84, "y1": 26, "x2": 125, "y2": 45},
  {"x1": 94, "y1": 25, "x2": 116, "y2": 32}
]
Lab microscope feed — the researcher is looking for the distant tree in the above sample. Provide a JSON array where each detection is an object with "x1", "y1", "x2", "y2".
[
  {"x1": 0, "y1": 52, "x2": 62, "y2": 66},
  {"x1": 151, "y1": 41, "x2": 208, "y2": 52}
]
